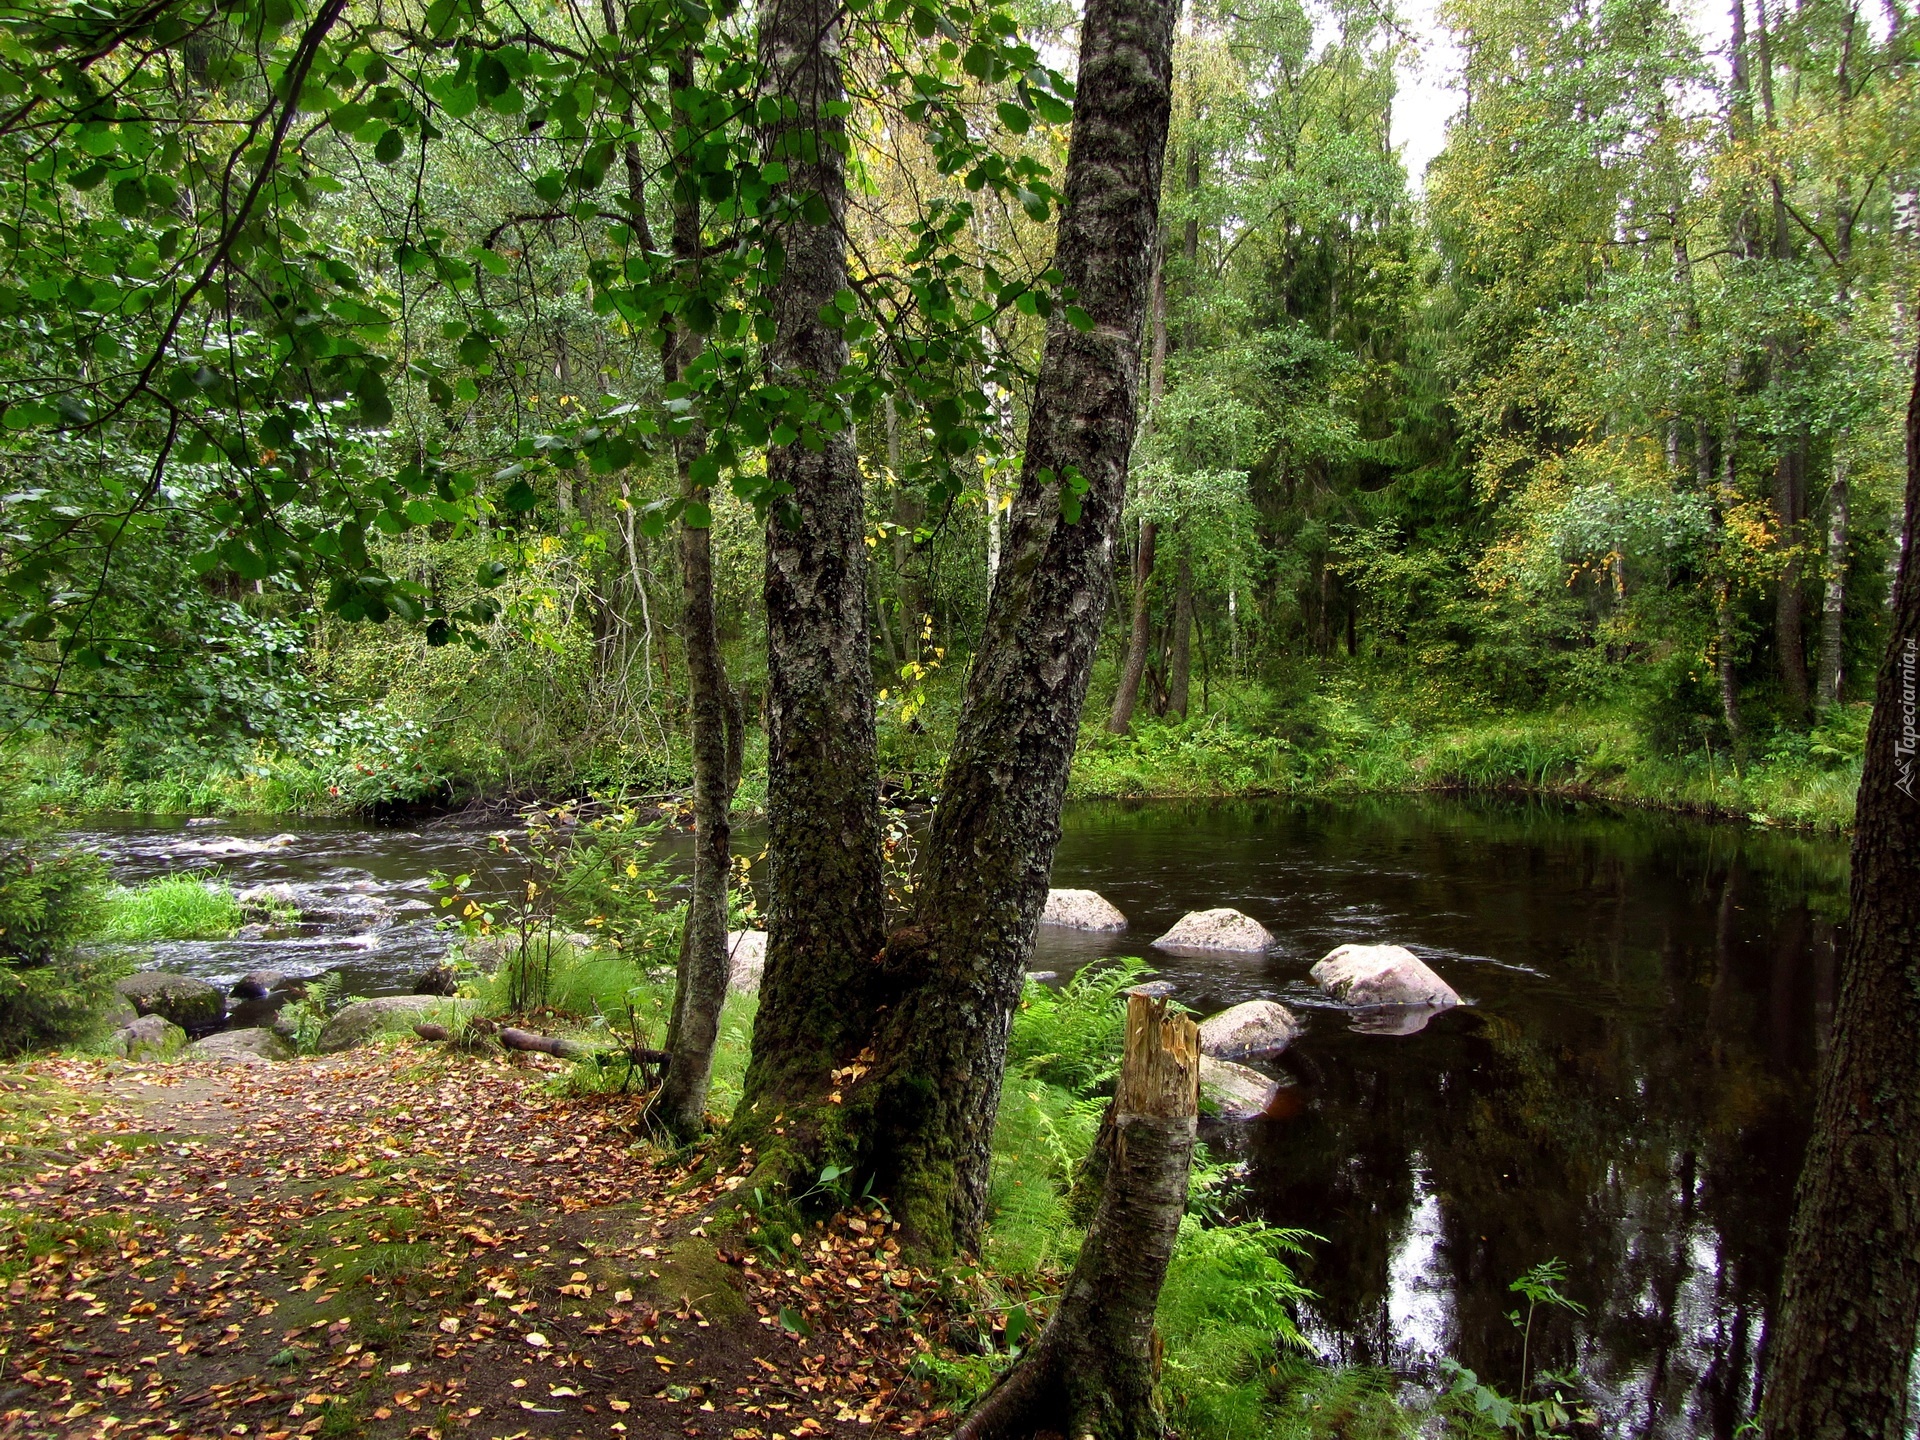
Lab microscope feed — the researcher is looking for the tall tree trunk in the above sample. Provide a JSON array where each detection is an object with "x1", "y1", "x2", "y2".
[
  {"x1": 1107, "y1": 519, "x2": 1157, "y2": 733},
  {"x1": 1709, "y1": 428, "x2": 1743, "y2": 743},
  {"x1": 848, "y1": 0, "x2": 1177, "y2": 1252},
  {"x1": 1817, "y1": 455, "x2": 1850, "y2": 708},
  {"x1": 1775, "y1": 442, "x2": 1811, "y2": 722},
  {"x1": 1167, "y1": 555, "x2": 1192, "y2": 720},
  {"x1": 1762, "y1": 339, "x2": 1920, "y2": 1440},
  {"x1": 654, "y1": 40, "x2": 737, "y2": 1135},
  {"x1": 955, "y1": 996, "x2": 1199, "y2": 1440},
  {"x1": 729, "y1": 0, "x2": 889, "y2": 1152}
]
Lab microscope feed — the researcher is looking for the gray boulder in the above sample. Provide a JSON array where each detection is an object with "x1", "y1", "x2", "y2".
[
  {"x1": 1199, "y1": 1000, "x2": 1302, "y2": 1060},
  {"x1": 411, "y1": 963, "x2": 460, "y2": 997},
  {"x1": 1040, "y1": 889, "x2": 1128, "y2": 932},
  {"x1": 189, "y1": 1027, "x2": 294, "y2": 1064},
  {"x1": 1199, "y1": 1056, "x2": 1281, "y2": 1120},
  {"x1": 231, "y1": 969, "x2": 284, "y2": 1000},
  {"x1": 101, "y1": 993, "x2": 138, "y2": 1029},
  {"x1": 727, "y1": 931, "x2": 767, "y2": 994},
  {"x1": 1152, "y1": 908, "x2": 1274, "y2": 954},
  {"x1": 317, "y1": 996, "x2": 477, "y2": 1053},
  {"x1": 1310, "y1": 944, "x2": 1460, "y2": 1009},
  {"x1": 111, "y1": 1014, "x2": 186, "y2": 1062},
  {"x1": 115, "y1": 972, "x2": 227, "y2": 1035}
]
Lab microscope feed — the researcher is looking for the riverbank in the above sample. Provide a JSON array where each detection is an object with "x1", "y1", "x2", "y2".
[{"x1": 4, "y1": 675, "x2": 1868, "y2": 833}]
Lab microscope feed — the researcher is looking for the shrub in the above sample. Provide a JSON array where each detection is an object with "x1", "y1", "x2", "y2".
[{"x1": 0, "y1": 838, "x2": 119, "y2": 1055}]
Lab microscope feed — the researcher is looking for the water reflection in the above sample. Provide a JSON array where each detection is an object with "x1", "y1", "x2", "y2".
[{"x1": 1035, "y1": 796, "x2": 1845, "y2": 1438}]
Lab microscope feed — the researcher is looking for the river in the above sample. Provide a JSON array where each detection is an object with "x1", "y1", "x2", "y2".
[{"x1": 72, "y1": 794, "x2": 1847, "y2": 1437}]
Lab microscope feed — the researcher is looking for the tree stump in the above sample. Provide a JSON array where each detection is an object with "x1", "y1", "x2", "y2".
[{"x1": 955, "y1": 994, "x2": 1199, "y2": 1440}]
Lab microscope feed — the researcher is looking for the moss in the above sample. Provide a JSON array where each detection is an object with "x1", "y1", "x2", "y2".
[{"x1": 638, "y1": 1237, "x2": 748, "y2": 1322}]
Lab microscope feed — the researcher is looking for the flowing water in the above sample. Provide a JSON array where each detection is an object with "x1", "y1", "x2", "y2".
[{"x1": 72, "y1": 795, "x2": 1848, "y2": 1436}]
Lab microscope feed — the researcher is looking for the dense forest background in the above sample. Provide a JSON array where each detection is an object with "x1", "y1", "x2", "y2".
[{"x1": 4, "y1": 0, "x2": 1915, "y2": 826}]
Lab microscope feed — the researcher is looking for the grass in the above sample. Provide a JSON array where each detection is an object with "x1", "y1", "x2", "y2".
[{"x1": 98, "y1": 873, "x2": 244, "y2": 941}]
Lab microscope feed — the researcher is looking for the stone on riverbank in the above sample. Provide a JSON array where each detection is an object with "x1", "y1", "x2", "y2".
[
  {"x1": 115, "y1": 972, "x2": 226, "y2": 1034},
  {"x1": 1310, "y1": 944, "x2": 1460, "y2": 1009},
  {"x1": 1040, "y1": 889, "x2": 1128, "y2": 931},
  {"x1": 111, "y1": 1014, "x2": 186, "y2": 1061},
  {"x1": 1199, "y1": 1000, "x2": 1301, "y2": 1059},
  {"x1": 727, "y1": 931, "x2": 767, "y2": 993},
  {"x1": 1199, "y1": 1056, "x2": 1281, "y2": 1119},
  {"x1": 317, "y1": 996, "x2": 476, "y2": 1053},
  {"x1": 1152, "y1": 908, "x2": 1274, "y2": 954},
  {"x1": 190, "y1": 1027, "x2": 294, "y2": 1064},
  {"x1": 412, "y1": 963, "x2": 460, "y2": 997}
]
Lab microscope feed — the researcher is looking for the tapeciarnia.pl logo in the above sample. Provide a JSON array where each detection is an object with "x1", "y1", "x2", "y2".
[{"x1": 1899, "y1": 635, "x2": 1918, "y2": 801}]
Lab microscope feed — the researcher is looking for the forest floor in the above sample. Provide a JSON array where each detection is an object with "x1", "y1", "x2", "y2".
[{"x1": 0, "y1": 1052, "x2": 956, "y2": 1440}]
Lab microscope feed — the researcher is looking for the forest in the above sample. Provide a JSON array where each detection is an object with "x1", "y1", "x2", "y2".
[{"x1": 0, "y1": 0, "x2": 1918, "y2": 1433}]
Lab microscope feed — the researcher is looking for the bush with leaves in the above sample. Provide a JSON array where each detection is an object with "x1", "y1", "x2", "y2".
[{"x1": 0, "y1": 835, "x2": 118, "y2": 1056}]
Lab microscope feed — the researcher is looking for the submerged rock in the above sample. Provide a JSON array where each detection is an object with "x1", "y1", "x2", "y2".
[
  {"x1": 231, "y1": 969, "x2": 285, "y2": 1000},
  {"x1": 1199, "y1": 1000, "x2": 1302, "y2": 1060},
  {"x1": 1040, "y1": 889, "x2": 1128, "y2": 932},
  {"x1": 1199, "y1": 1056, "x2": 1281, "y2": 1119},
  {"x1": 112, "y1": 1014, "x2": 186, "y2": 1062},
  {"x1": 727, "y1": 931, "x2": 767, "y2": 993},
  {"x1": 115, "y1": 972, "x2": 227, "y2": 1035},
  {"x1": 190, "y1": 1027, "x2": 294, "y2": 1064},
  {"x1": 1152, "y1": 908, "x2": 1274, "y2": 954},
  {"x1": 1310, "y1": 944, "x2": 1460, "y2": 1010},
  {"x1": 317, "y1": 996, "x2": 476, "y2": 1053}
]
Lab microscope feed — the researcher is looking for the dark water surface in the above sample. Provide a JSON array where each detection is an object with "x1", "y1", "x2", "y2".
[{"x1": 73, "y1": 796, "x2": 1849, "y2": 1436}]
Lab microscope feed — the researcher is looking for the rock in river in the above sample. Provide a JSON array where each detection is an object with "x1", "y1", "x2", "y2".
[
  {"x1": 231, "y1": 969, "x2": 285, "y2": 1000},
  {"x1": 727, "y1": 931, "x2": 767, "y2": 993},
  {"x1": 1199, "y1": 1000, "x2": 1302, "y2": 1060},
  {"x1": 1040, "y1": 889, "x2": 1128, "y2": 932},
  {"x1": 189, "y1": 1027, "x2": 294, "y2": 1064},
  {"x1": 1310, "y1": 944, "x2": 1460, "y2": 1009},
  {"x1": 1200, "y1": 1056, "x2": 1282, "y2": 1119},
  {"x1": 111, "y1": 1014, "x2": 186, "y2": 1061},
  {"x1": 1152, "y1": 908, "x2": 1274, "y2": 954},
  {"x1": 317, "y1": 996, "x2": 476, "y2": 1053},
  {"x1": 115, "y1": 972, "x2": 227, "y2": 1034}
]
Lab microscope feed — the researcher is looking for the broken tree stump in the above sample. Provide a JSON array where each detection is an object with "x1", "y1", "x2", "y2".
[{"x1": 955, "y1": 993, "x2": 1200, "y2": 1440}]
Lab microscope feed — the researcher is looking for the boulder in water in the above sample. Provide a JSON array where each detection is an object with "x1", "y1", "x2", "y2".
[
  {"x1": 115, "y1": 972, "x2": 226, "y2": 1035},
  {"x1": 317, "y1": 997, "x2": 476, "y2": 1053},
  {"x1": 1040, "y1": 889, "x2": 1128, "y2": 932},
  {"x1": 111, "y1": 1014, "x2": 186, "y2": 1062},
  {"x1": 1199, "y1": 1000, "x2": 1301, "y2": 1060},
  {"x1": 1151, "y1": 908, "x2": 1274, "y2": 954},
  {"x1": 727, "y1": 931, "x2": 767, "y2": 993},
  {"x1": 1310, "y1": 944, "x2": 1460, "y2": 1009},
  {"x1": 230, "y1": 969, "x2": 284, "y2": 1000},
  {"x1": 190, "y1": 1027, "x2": 294, "y2": 1064},
  {"x1": 1199, "y1": 1056, "x2": 1281, "y2": 1119}
]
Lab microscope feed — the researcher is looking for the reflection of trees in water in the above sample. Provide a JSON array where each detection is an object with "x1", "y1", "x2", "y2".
[{"x1": 1239, "y1": 838, "x2": 1839, "y2": 1439}]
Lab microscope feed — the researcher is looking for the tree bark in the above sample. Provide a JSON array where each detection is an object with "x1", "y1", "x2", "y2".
[
  {"x1": 1762, "y1": 340, "x2": 1920, "y2": 1438},
  {"x1": 652, "y1": 43, "x2": 740, "y2": 1139},
  {"x1": 729, "y1": 0, "x2": 889, "y2": 1155},
  {"x1": 954, "y1": 996, "x2": 1198, "y2": 1440},
  {"x1": 1107, "y1": 519, "x2": 1157, "y2": 733},
  {"x1": 847, "y1": 0, "x2": 1178, "y2": 1252},
  {"x1": 1775, "y1": 442, "x2": 1811, "y2": 722},
  {"x1": 1167, "y1": 555, "x2": 1192, "y2": 720}
]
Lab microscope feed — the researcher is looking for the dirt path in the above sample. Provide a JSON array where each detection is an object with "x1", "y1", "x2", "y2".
[{"x1": 0, "y1": 1052, "x2": 956, "y2": 1440}]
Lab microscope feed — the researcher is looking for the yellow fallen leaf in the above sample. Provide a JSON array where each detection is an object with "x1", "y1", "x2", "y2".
[
  {"x1": 524, "y1": 1332, "x2": 550, "y2": 1348},
  {"x1": 609, "y1": 1399, "x2": 631, "y2": 1413},
  {"x1": 439, "y1": 1317, "x2": 460, "y2": 1333}
]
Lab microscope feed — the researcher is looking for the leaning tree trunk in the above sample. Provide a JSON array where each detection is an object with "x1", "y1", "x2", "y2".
[
  {"x1": 955, "y1": 995, "x2": 1199, "y2": 1440},
  {"x1": 1106, "y1": 519, "x2": 1158, "y2": 733},
  {"x1": 845, "y1": 0, "x2": 1178, "y2": 1252},
  {"x1": 1762, "y1": 339, "x2": 1920, "y2": 1438},
  {"x1": 653, "y1": 44, "x2": 741, "y2": 1138},
  {"x1": 727, "y1": 0, "x2": 889, "y2": 1159}
]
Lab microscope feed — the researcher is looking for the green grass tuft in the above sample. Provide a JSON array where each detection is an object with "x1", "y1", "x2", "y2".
[{"x1": 98, "y1": 873, "x2": 243, "y2": 942}]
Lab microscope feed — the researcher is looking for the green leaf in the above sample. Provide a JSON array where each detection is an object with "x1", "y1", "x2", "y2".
[
  {"x1": 996, "y1": 101, "x2": 1030, "y2": 135},
  {"x1": 501, "y1": 479, "x2": 539, "y2": 513},
  {"x1": 777, "y1": 1306, "x2": 811, "y2": 1337},
  {"x1": 1018, "y1": 189, "x2": 1049, "y2": 223},
  {"x1": 373, "y1": 126, "x2": 405, "y2": 165},
  {"x1": 477, "y1": 560, "x2": 511, "y2": 587}
]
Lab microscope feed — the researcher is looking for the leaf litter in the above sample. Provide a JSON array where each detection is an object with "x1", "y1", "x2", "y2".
[{"x1": 0, "y1": 1052, "x2": 966, "y2": 1440}]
